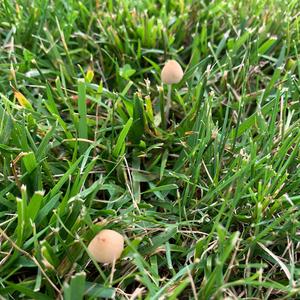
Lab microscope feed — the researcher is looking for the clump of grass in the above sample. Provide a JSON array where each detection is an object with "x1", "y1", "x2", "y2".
[{"x1": 0, "y1": 0, "x2": 300, "y2": 299}]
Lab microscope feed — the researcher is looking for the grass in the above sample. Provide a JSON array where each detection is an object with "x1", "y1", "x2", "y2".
[{"x1": 0, "y1": 0, "x2": 300, "y2": 299}]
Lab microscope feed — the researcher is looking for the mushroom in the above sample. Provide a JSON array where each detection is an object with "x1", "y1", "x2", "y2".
[
  {"x1": 87, "y1": 229, "x2": 124, "y2": 264},
  {"x1": 161, "y1": 60, "x2": 184, "y2": 85},
  {"x1": 160, "y1": 60, "x2": 184, "y2": 128}
]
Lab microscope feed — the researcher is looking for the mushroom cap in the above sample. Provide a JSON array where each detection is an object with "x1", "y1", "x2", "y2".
[
  {"x1": 87, "y1": 229, "x2": 124, "y2": 264},
  {"x1": 161, "y1": 60, "x2": 184, "y2": 84}
]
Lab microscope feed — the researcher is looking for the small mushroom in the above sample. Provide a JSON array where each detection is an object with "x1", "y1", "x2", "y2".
[
  {"x1": 87, "y1": 229, "x2": 124, "y2": 264},
  {"x1": 161, "y1": 60, "x2": 183, "y2": 85},
  {"x1": 160, "y1": 60, "x2": 184, "y2": 128}
]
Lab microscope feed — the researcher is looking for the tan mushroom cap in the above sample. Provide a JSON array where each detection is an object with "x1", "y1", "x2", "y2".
[
  {"x1": 88, "y1": 229, "x2": 124, "y2": 264},
  {"x1": 161, "y1": 60, "x2": 184, "y2": 84}
]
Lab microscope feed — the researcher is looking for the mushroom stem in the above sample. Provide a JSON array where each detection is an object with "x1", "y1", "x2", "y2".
[
  {"x1": 159, "y1": 87, "x2": 166, "y2": 129},
  {"x1": 165, "y1": 84, "x2": 172, "y2": 123}
]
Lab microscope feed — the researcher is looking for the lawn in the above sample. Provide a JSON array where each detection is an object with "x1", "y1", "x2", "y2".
[{"x1": 0, "y1": 0, "x2": 300, "y2": 299}]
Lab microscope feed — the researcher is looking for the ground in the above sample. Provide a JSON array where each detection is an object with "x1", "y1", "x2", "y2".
[{"x1": 0, "y1": 0, "x2": 300, "y2": 299}]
